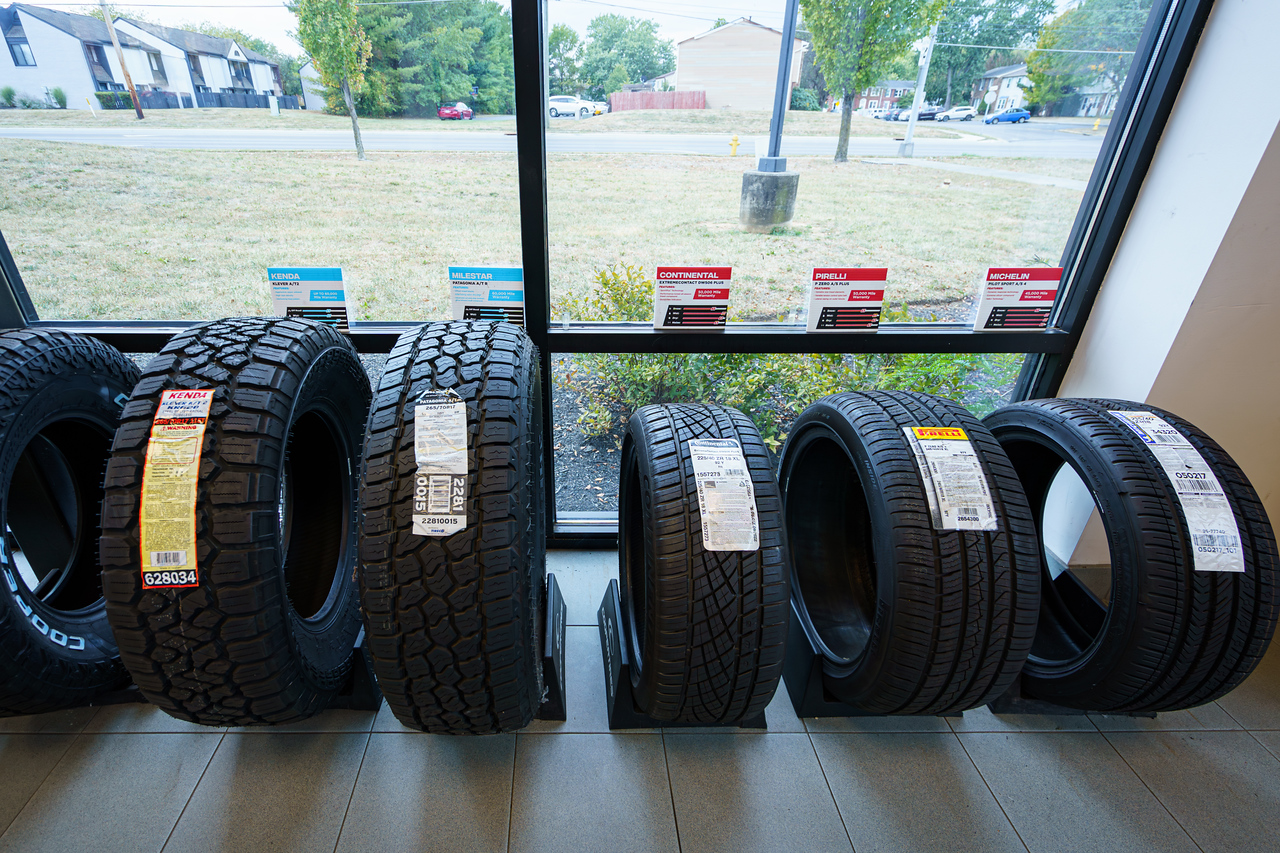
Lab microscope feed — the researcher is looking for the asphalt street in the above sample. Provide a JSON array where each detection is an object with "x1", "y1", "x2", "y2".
[{"x1": 0, "y1": 118, "x2": 1104, "y2": 159}]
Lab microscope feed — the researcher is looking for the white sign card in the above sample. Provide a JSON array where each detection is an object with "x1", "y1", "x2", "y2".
[
  {"x1": 806, "y1": 267, "x2": 887, "y2": 332},
  {"x1": 268, "y1": 267, "x2": 349, "y2": 331},
  {"x1": 653, "y1": 266, "x2": 732, "y2": 330},
  {"x1": 973, "y1": 267, "x2": 1062, "y2": 331},
  {"x1": 449, "y1": 267, "x2": 525, "y2": 326}
]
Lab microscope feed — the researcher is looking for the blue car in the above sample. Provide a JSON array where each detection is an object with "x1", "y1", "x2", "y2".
[{"x1": 985, "y1": 107, "x2": 1031, "y2": 124}]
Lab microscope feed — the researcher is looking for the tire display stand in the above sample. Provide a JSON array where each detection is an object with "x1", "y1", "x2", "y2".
[
  {"x1": 535, "y1": 574, "x2": 568, "y2": 722},
  {"x1": 597, "y1": 580, "x2": 766, "y2": 730},
  {"x1": 984, "y1": 677, "x2": 1155, "y2": 718}
]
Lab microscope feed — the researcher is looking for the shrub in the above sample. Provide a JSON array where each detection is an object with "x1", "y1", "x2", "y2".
[
  {"x1": 790, "y1": 87, "x2": 821, "y2": 111},
  {"x1": 16, "y1": 95, "x2": 47, "y2": 109},
  {"x1": 95, "y1": 91, "x2": 132, "y2": 109},
  {"x1": 50, "y1": 87, "x2": 66, "y2": 109},
  {"x1": 0, "y1": 87, "x2": 14, "y2": 108}
]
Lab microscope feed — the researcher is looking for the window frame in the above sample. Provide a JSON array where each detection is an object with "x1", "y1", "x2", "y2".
[
  {"x1": 0, "y1": 0, "x2": 1218, "y2": 549},
  {"x1": 7, "y1": 39, "x2": 34, "y2": 67}
]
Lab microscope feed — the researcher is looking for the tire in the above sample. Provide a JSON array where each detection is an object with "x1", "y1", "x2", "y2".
[
  {"x1": 579, "y1": 108, "x2": 589, "y2": 118},
  {"x1": 939, "y1": 115, "x2": 949, "y2": 121},
  {"x1": 549, "y1": 108, "x2": 559, "y2": 118},
  {"x1": 100, "y1": 317, "x2": 370, "y2": 725},
  {"x1": 985, "y1": 399, "x2": 1279, "y2": 712},
  {"x1": 0, "y1": 329, "x2": 139, "y2": 716},
  {"x1": 360, "y1": 322, "x2": 545, "y2": 734},
  {"x1": 619, "y1": 404, "x2": 790, "y2": 723},
  {"x1": 778, "y1": 392, "x2": 1040, "y2": 714}
]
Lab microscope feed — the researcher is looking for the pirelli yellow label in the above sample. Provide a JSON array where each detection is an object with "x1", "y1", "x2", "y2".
[
  {"x1": 139, "y1": 389, "x2": 214, "y2": 589},
  {"x1": 911, "y1": 427, "x2": 968, "y2": 441}
]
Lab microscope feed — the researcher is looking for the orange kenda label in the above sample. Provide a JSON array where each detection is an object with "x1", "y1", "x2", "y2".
[
  {"x1": 139, "y1": 389, "x2": 214, "y2": 589},
  {"x1": 911, "y1": 427, "x2": 968, "y2": 441}
]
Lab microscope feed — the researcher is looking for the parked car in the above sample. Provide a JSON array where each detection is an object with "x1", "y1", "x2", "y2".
[
  {"x1": 984, "y1": 107, "x2": 1031, "y2": 124},
  {"x1": 937, "y1": 105, "x2": 977, "y2": 122},
  {"x1": 879, "y1": 108, "x2": 902, "y2": 121},
  {"x1": 918, "y1": 106, "x2": 941, "y2": 121},
  {"x1": 437, "y1": 101, "x2": 474, "y2": 120},
  {"x1": 548, "y1": 95, "x2": 592, "y2": 118},
  {"x1": 589, "y1": 101, "x2": 609, "y2": 115}
]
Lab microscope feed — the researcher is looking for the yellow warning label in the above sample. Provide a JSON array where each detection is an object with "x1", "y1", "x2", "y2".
[
  {"x1": 139, "y1": 389, "x2": 214, "y2": 589},
  {"x1": 912, "y1": 427, "x2": 968, "y2": 441}
]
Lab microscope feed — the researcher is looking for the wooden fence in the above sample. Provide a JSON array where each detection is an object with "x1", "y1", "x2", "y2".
[{"x1": 608, "y1": 90, "x2": 706, "y2": 112}]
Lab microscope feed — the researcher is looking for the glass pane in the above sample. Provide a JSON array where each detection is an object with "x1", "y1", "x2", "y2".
[
  {"x1": 545, "y1": 0, "x2": 1158, "y2": 326},
  {"x1": 552, "y1": 349, "x2": 1025, "y2": 518},
  {"x1": 0, "y1": 1, "x2": 520, "y2": 323}
]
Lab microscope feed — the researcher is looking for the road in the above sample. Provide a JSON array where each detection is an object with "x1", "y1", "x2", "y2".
[{"x1": 0, "y1": 119, "x2": 1104, "y2": 159}]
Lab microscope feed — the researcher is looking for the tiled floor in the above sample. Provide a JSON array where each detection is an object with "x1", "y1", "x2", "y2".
[{"x1": 1, "y1": 550, "x2": 1278, "y2": 852}]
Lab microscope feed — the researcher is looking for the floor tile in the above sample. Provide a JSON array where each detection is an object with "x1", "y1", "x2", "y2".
[
  {"x1": 225, "y1": 708, "x2": 376, "y2": 734},
  {"x1": 664, "y1": 733, "x2": 851, "y2": 853},
  {"x1": 960, "y1": 731, "x2": 1198, "y2": 853},
  {"x1": 509, "y1": 733, "x2": 677, "y2": 853},
  {"x1": 1106, "y1": 730, "x2": 1280, "y2": 853},
  {"x1": 948, "y1": 704, "x2": 1097, "y2": 733},
  {"x1": 84, "y1": 704, "x2": 211, "y2": 734},
  {"x1": 525, "y1": 625, "x2": 657, "y2": 733},
  {"x1": 1215, "y1": 643, "x2": 1280, "y2": 730},
  {"x1": 372, "y1": 699, "x2": 417, "y2": 733},
  {"x1": 546, "y1": 550, "x2": 616, "y2": 627},
  {"x1": 162, "y1": 732, "x2": 369, "y2": 853},
  {"x1": 804, "y1": 712, "x2": 953, "y2": 733},
  {"x1": 1253, "y1": 730, "x2": 1280, "y2": 761},
  {"x1": 810, "y1": 732, "x2": 1024, "y2": 853},
  {"x1": 0, "y1": 706, "x2": 99, "y2": 734},
  {"x1": 0, "y1": 732, "x2": 221, "y2": 853},
  {"x1": 1088, "y1": 701, "x2": 1241, "y2": 732},
  {"x1": 0, "y1": 735, "x2": 76, "y2": 833},
  {"x1": 336, "y1": 733, "x2": 514, "y2": 853}
]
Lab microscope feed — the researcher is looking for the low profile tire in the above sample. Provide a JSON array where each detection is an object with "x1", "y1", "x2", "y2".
[
  {"x1": 778, "y1": 392, "x2": 1040, "y2": 714},
  {"x1": 360, "y1": 322, "x2": 545, "y2": 734},
  {"x1": 619, "y1": 404, "x2": 790, "y2": 723},
  {"x1": 985, "y1": 399, "x2": 1279, "y2": 712},
  {"x1": 0, "y1": 329, "x2": 139, "y2": 716},
  {"x1": 100, "y1": 317, "x2": 370, "y2": 725}
]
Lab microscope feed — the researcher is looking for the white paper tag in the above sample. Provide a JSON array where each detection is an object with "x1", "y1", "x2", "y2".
[
  {"x1": 805, "y1": 268, "x2": 886, "y2": 332},
  {"x1": 412, "y1": 392, "x2": 468, "y2": 536},
  {"x1": 1110, "y1": 411, "x2": 1244, "y2": 572},
  {"x1": 904, "y1": 427, "x2": 999, "y2": 531},
  {"x1": 267, "y1": 267, "x2": 349, "y2": 331},
  {"x1": 687, "y1": 438, "x2": 759, "y2": 552},
  {"x1": 653, "y1": 267, "x2": 731, "y2": 330},
  {"x1": 448, "y1": 266, "x2": 525, "y2": 325},
  {"x1": 973, "y1": 267, "x2": 1061, "y2": 331}
]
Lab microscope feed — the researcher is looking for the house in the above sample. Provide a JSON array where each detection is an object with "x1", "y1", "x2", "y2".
[
  {"x1": 299, "y1": 59, "x2": 325, "y2": 111},
  {"x1": 974, "y1": 63, "x2": 1030, "y2": 112},
  {"x1": 674, "y1": 18, "x2": 805, "y2": 111},
  {"x1": 113, "y1": 18, "x2": 281, "y2": 98},
  {"x1": 855, "y1": 79, "x2": 916, "y2": 112},
  {"x1": 0, "y1": 3, "x2": 159, "y2": 108}
]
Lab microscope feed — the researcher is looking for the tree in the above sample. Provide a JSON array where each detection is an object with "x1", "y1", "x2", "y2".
[
  {"x1": 294, "y1": 0, "x2": 372, "y2": 160},
  {"x1": 1025, "y1": 0, "x2": 1150, "y2": 114},
  {"x1": 548, "y1": 23, "x2": 581, "y2": 95},
  {"x1": 928, "y1": 0, "x2": 1054, "y2": 108},
  {"x1": 578, "y1": 15, "x2": 674, "y2": 101},
  {"x1": 799, "y1": 0, "x2": 945, "y2": 162}
]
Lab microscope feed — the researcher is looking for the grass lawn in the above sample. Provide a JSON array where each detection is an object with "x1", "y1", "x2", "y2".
[
  {"x1": 1, "y1": 141, "x2": 1084, "y2": 323},
  {"x1": 549, "y1": 109, "x2": 961, "y2": 138}
]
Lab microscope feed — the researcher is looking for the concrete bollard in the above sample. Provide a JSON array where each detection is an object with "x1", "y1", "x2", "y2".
[{"x1": 739, "y1": 170, "x2": 799, "y2": 233}]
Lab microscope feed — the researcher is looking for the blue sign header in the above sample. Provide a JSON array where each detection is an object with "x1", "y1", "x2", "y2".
[
  {"x1": 267, "y1": 267, "x2": 344, "y2": 282},
  {"x1": 448, "y1": 266, "x2": 524, "y2": 283}
]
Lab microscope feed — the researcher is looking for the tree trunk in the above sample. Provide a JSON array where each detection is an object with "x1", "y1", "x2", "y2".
[
  {"x1": 944, "y1": 66, "x2": 954, "y2": 110},
  {"x1": 341, "y1": 76, "x2": 366, "y2": 161},
  {"x1": 835, "y1": 91, "x2": 852, "y2": 163}
]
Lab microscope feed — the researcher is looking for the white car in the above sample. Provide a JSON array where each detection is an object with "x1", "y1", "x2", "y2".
[
  {"x1": 548, "y1": 95, "x2": 592, "y2": 118},
  {"x1": 937, "y1": 106, "x2": 978, "y2": 122}
]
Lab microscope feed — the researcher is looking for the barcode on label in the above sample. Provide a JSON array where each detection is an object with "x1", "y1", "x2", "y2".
[
  {"x1": 1192, "y1": 533, "x2": 1240, "y2": 548},
  {"x1": 428, "y1": 475, "x2": 451, "y2": 514},
  {"x1": 150, "y1": 550, "x2": 187, "y2": 567},
  {"x1": 958, "y1": 507, "x2": 979, "y2": 517}
]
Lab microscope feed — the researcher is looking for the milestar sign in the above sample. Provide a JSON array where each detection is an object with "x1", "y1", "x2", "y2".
[
  {"x1": 806, "y1": 268, "x2": 887, "y2": 332},
  {"x1": 653, "y1": 266, "x2": 732, "y2": 330},
  {"x1": 973, "y1": 267, "x2": 1062, "y2": 331}
]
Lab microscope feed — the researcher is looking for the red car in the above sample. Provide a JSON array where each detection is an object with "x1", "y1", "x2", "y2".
[{"x1": 437, "y1": 101, "x2": 475, "y2": 120}]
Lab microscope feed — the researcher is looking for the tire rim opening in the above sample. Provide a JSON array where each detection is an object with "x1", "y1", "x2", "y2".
[
  {"x1": 786, "y1": 432, "x2": 876, "y2": 665},
  {"x1": 4, "y1": 420, "x2": 110, "y2": 612},
  {"x1": 280, "y1": 410, "x2": 349, "y2": 622}
]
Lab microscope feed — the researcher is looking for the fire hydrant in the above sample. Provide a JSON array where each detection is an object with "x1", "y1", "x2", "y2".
[
  {"x1": 1093, "y1": 118, "x2": 1101, "y2": 131},
  {"x1": 730, "y1": 135, "x2": 740, "y2": 156}
]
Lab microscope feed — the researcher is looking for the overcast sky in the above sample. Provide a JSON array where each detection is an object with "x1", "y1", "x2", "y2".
[{"x1": 26, "y1": 0, "x2": 1083, "y2": 57}]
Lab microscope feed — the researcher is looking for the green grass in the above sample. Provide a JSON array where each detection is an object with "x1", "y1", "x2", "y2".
[
  {"x1": 0, "y1": 141, "x2": 1084, "y2": 323},
  {"x1": 549, "y1": 109, "x2": 961, "y2": 138}
]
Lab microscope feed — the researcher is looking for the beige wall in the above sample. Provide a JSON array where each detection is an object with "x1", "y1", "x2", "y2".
[{"x1": 676, "y1": 23, "x2": 803, "y2": 111}]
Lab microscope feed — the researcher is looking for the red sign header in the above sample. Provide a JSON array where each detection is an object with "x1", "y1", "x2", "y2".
[
  {"x1": 656, "y1": 266, "x2": 732, "y2": 281},
  {"x1": 812, "y1": 267, "x2": 888, "y2": 282},
  {"x1": 986, "y1": 267, "x2": 1063, "y2": 283}
]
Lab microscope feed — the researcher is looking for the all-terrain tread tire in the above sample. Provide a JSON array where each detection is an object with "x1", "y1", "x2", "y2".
[
  {"x1": 0, "y1": 329, "x2": 139, "y2": 716},
  {"x1": 985, "y1": 398, "x2": 1279, "y2": 712},
  {"x1": 99, "y1": 317, "x2": 370, "y2": 726},
  {"x1": 779, "y1": 391, "x2": 1041, "y2": 715},
  {"x1": 359, "y1": 321, "x2": 545, "y2": 734},
  {"x1": 619, "y1": 404, "x2": 790, "y2": 724}
]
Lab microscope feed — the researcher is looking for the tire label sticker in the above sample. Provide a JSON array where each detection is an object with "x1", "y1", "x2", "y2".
[
  {"x1": 140, "y1": 389, "x2": 214, "y2": 589},
  {"x1": 413, "y1": 391, "x2": 468, "y2": 536},
  {"x1": 1110, "y1": 411, "x2": 1244, "y2": 572},
  {"x1": 904, "y1": 427, "x2": 999, "y2": 531},
  {"x1": 688, "y1": 438, "x2": 759, "y2": 552}
]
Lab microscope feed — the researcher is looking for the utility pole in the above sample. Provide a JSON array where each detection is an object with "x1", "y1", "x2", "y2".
[
  {"x1": 99, "y1": 1, "x2": 143, "y2": 120},
  {"x1": 760, "y1": 0, "x2": 802, "y2": 172},
  {"x1": 899, "y1": 21, "x2": 938, "y2": 158}
]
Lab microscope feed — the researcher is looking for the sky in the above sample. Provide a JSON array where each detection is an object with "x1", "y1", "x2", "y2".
[{"x1": 22, "y1": 0, "x2": 1083, "y2": 58}]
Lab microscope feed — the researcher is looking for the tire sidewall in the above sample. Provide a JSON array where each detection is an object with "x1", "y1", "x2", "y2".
[{"x1": 618, "y1": 418, "x2": 657, "y2": 693}]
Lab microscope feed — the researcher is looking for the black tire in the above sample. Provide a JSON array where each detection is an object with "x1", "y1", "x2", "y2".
[
  {"x1": 0, "y1": 329, "x2": 139, "y2": 716},
  {"x1": 360, "y1": 322, "x2": 545, "y2": 734},
  {"x1": 778, "y1": 392, "x2": 1040, "y2": 714},
  {"x1": 985, "y1": 399, "x2": 1279, "y2": 712},
  {"x1": 100, "y1": 317, "x2": 370, "y2": 725},
  {"x1": 619, "y1": 404, "x2": 790, "y2": 723}
]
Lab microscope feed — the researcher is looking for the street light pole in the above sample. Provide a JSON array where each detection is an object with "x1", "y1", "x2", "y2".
[
  {"x1": 760, "y1": 0, "x2": 802, "y2": 172},
  {"x1": 899, "y1": 21, "x2": 938, "y2": 158},
  {"x1": 98, "y1": 0, "x2": 144, "y2": 120}
]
